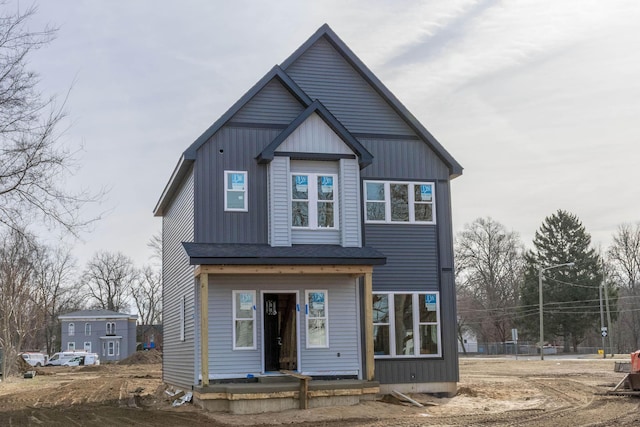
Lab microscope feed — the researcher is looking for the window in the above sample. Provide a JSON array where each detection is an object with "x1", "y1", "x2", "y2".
[
  {"x1": 372, "y1": 292, "x2": 441, "y2": 358},
  {"x1": 106, "y1": 322, "x2": 116, "y2": 335},
  {"x1": 108, "y1": 341, "x2": 115, "y2": 356},
  {"x1": 224, "y1": 171, "x2": 247, "y2": 211},
  {"x1": 306, "y1": 290, "x2": 328, "y2": 348},
  {"x1": 116, "y1": 341, "x2": 120, "y2": 356},
  {"x1": 364, "y1": 181, "x2": 435, "y2": 224},
  {"x1": 233, "y1": 291, "x2": 256, "y2": 350},
  {"x1": 68, "y1": 323, "x2": 75, "y2": 336},
  {"x1": 67, "y1": 342, "x2": 75, "y2": 351},
  {"x1": 102, "y1": 342, "x2": 106, "y2": 357},
  {"x1": 85, "y1": 323, "x2": 91, "y2": 336},
  {"x1": 179, "y1": 296, "x2": 185, "y2": 342},
  {"x1": 292, "y1": 174, "x2": 338, "y2": 229},
  {"x1": 84, "y1": 342, "x2": 91, "y2": 352}
]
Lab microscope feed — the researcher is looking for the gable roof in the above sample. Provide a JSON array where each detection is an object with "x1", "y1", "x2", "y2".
[
  {"x1": 256, "y1": 100, "x2": 373, "y2": 168},
  {"x1": 281, "y1": 24, "x2": 463, "y2": 178},
  {"x1": 58, "y1": 309, "x2": 137, "y2": 320},
  {"x1": 153, "y1": 66, "x2": 311, "y2": 216},
  {"x1": 154, "y1": 24, "x2": 463, "y2": 217}
]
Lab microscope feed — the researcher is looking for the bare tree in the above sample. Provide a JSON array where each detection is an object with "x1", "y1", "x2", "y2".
[
  {"x1": 147, "y1": 231, "x2": 162, "y2": 266},
  {"x1": 31, "y1": 244, "x2": 83, "y2": 354},
  {"x1": 132, "y1": 265, "x2": 162, "y2": 325},
  {"x1": 607, "y1": 223, "x2": 640, "y2": 351},
  {"x1": 0, "y1": 228, "x2": 38, "y2": 377},
  {"x1": 0, "y1": 3, "x2": 100, "y2": 237},
  {"x1": 455, "y1": 217, "x2": 525, "y2": 342},
  {"x1": 83, "y1": 251, "x2": 136, "y2": 313}
]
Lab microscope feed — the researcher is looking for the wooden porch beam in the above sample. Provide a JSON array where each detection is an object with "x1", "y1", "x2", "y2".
[
  {"x1": 199, "y1": 272, "x2": 209, "y2": 387},
  {"x1": 196, "y1": 264, "x2": 373, "y2": 276},
  {"x1": 364, "y1": 271, "x2": 375, "y2": 381}
]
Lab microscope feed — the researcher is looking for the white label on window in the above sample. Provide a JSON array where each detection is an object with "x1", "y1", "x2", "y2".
[{"x1": 239, "y1": 293, "x2": 253, "y2": 311}]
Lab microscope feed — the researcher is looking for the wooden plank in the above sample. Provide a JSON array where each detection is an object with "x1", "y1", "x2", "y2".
[
  {"x1": 200, "y1": 272, "x2": 209, "y2": 387},
  {"x1": 280, "y1": 370, "x2": 311, "y2": 409},
  {"x1": 198, "y1": 265, "x2": 373, "y2": 276},
  {"x1": 364, "y1": 271, "x2": 374, "y2": 381}
]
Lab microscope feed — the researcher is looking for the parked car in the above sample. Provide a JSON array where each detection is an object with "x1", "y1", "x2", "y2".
[
  {"x1": 63, "y1": 356, "x2": 84, "y2": 367},
  {"x1": 47, "y1": 351, "x2": 99, "y2": 366},
  {"x1": 20, "y1": 352, "x2": 47, "y2": 367}
]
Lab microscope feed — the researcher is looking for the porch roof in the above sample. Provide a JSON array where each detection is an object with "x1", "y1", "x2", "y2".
[{"x1": 183, "y1": 243, "x2": 386, "y2": 266}]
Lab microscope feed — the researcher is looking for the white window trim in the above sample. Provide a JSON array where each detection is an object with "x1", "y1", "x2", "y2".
[
  {"x1": 68, "y1": 322, "x2": 75, "y2": 336},
  {"x1": 224, "y1": 170, "x2": 248, "y2": 212},
  {"x1": 106, "y1": 322, "x2": 116, "y2": 335},
  {"x1": 291, "y1": 173, "x2": 339, "y2": 230},
  {"x1": 305, "y1": 289, "x2": 329, "y2": 349},
  {"x1": 179, "y1": 296, "x2": 185, "y2": 342},
  {"x1": 108, "y1": 341, "x2": 115, "y2": 356},
  {"x1": 363, "y1": 180, "x2": 436, "y2": 224},
  {"x1": 233, "y1": 290, "x2": 257, "y2": 350},
  {"x1": 372, "y1": 291, "x2": 441, "y2": 359},
  {"x1": 68, "y1": 341, "x2": 75, "y2": 351},
  {"x1": 84, "y1": 342, "x2": 92, "y2": 352}
]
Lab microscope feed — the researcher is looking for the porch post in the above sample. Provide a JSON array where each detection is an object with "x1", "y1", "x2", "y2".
[
  {"x1": 364, "y1": 270, "x2": 374, "y2": 381},
  {"x1": 199, "y1": 272, "x2": 209, "y2": 386}
]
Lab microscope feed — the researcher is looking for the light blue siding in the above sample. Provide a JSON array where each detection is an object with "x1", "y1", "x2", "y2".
[
  {"x1": 206, "y1": 275, "x2": 361, "y2": 378},
  {"x1": 276, "y1": 113, "x2": 355, "y2": 154},
  {"x1": 339, "y1": 158, "x2": 361, "y2": 247},
  {"x1": 162, "y1": 170, "x2": 196, "y2": 388},
  {"x1": 268, "y1": 156, "x2": 291, "y2": 246}
]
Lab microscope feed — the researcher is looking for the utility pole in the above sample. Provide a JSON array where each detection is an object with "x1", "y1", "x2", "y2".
[
  {"x1": 604, "y1": 268, "x2": 614, "y2": 357},
  {"x1": 599, "y1": 283, "x2": 606, "y2": 358}
]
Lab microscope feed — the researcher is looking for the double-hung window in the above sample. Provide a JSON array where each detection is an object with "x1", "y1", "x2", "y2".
[
  {"x1": 224, "y1": 171, "x2": 248, "y2": 211},
  {"x1": 292, "y1": 174, "x2": 337, "y2": 229},
  {"x1": 68, "y1": 323, "x2": 75, "y2": 336},
  {"x1": 306, "y1": 290, "x2": 329, "y2": 348},
  {"x1": 372, "y1": 292, "x2": 441, "y2": 357},
  {"x1": 85, "y1": 323, "x2": 91, "y2": 336},
  {"x1": 106, "y1": 322, "x2": 116, "y2": 336},
  {"x1": 364, "y1": 181, "x2": 435, "y2": 224},
  {"x1": 233, "y1": 290, "x2": 256, "y2": 350}
]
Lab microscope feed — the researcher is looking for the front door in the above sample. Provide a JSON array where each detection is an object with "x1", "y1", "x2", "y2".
[{"x1": 264, "y1": 293, "x2": 297, "y2": 372}]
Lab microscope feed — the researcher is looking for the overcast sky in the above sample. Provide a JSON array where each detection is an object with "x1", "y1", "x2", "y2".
[{"x1": 19, "y1": 0, "x2": 640, "y2": 268}]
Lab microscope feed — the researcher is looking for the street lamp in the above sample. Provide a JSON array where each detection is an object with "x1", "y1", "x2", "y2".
[{"x1": 539, "y1": 262, "x2": 574, "y2": 360}]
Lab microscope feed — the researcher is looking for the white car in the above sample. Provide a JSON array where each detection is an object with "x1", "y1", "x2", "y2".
[{"x1": 63, "y1": 356, "x2": 84, "y2": 367}]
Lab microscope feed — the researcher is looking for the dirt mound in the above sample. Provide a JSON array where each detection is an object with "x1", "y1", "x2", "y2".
[{"x1": 118, "y1": 349, "x2": 162, "y2": 365}]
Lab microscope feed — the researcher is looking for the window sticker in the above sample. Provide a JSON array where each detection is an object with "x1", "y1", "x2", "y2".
[
  {"x1": 239, "y1": 293, "x2": 253, "y2": 311},
  {"x1": 295, "y1": 175, "x2": 308, "y2": 193},
  {"x1": 419, "y1": 184, "x2": 432, "y2": 202},
  {"x1": 320, "y1": 176, "x2": 333, "y2": 194},
  {"x1": 230, "y1": 172, "x2": 245, "y2": 191},
  {"x1": 425, "y1": 294, "x2": 437, "y2": 311}
]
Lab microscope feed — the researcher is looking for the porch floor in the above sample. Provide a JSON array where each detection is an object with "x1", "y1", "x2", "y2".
[{"x1": 193, "y1": 377, "x2": 380, "y2": 414}]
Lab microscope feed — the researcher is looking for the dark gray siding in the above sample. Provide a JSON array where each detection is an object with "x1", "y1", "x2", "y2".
[
  {"x1": 162, "y1": 170, "x2": 196, "y2": 388},
  {"x1": 366, "y1": 225, "x2": 438, "y2": 291},
  {"x1": 231, "y1": 79, "x2": 305, "y2": 125},
  {"x1": 285, "y1": 37, "x2": 416, "y2": 136},
  {"x1": 194, "y1": 126, "x2": 281, "y2": 243},
  {"x1": 359, "y1": 137, "x2": 450, "y2": 181}
]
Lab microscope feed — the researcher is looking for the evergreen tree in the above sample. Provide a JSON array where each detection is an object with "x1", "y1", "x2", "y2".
[{"x1": 519, "y1": 210, "x2": 602, "y2": 352}]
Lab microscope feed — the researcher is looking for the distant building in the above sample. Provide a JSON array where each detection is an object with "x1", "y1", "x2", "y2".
[
  {"x1": 58, "y1": 309, "x2": 137, "y2": 362},
  {"x1": 137, "y1": 324, "x2": 163, "y2": 351}
]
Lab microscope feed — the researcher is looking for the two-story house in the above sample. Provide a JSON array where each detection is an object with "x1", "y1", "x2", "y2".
[
  {"x1": 154, "y1": 24, "x2": 462, "y2": 413},
  {"x1": 58, "y1": 309, "x2": 137, "y2": 362}
]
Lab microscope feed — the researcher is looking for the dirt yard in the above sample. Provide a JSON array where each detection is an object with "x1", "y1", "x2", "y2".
[{"x1": 1, "y1": 355, "x2": 639, "y2": 426}]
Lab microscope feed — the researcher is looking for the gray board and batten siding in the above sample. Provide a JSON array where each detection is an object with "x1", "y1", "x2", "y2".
[
  {"x1": 162, "y1": 169, "x2": 196, "y2": 388},
  {"x1": 206, "y1": 275, "x2": 362, "y2": 379}
]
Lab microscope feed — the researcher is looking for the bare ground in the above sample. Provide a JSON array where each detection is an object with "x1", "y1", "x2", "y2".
[{"x1": 1, "y1": 356, "x2": 639, "y2": 426}]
